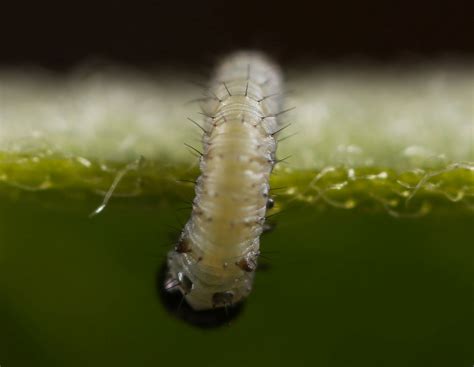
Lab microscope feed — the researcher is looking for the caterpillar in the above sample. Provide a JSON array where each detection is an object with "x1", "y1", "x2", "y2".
[{"x1": 165, "y1": 51, "x2": 286, "y2": 311}]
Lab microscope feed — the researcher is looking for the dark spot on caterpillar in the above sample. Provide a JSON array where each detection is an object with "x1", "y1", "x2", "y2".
[
  {"x1": 266, "y1": 197, "x2": 275, "y2": 209},
  {"x1": 193, "y1": 207, "x2": 204, "y2": 216},
  {"x1": 212, "y1": 291, "x2": 234, "y2": 308},
  {"x1": 175, "y1": 237, "x2": 192, "y2": 253},
  {"x1": 236, "y1": 255, "x2": 257, "y2": 272}
]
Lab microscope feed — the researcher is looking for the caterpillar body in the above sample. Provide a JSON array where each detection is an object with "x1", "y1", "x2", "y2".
[{"x1": 165, "y1": 51, "x2": 285, "y2": 311}]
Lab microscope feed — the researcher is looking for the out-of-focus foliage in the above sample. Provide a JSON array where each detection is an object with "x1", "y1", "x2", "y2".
[{"x1": 1, "y1": 63, "x2": 473, "y2": 215}]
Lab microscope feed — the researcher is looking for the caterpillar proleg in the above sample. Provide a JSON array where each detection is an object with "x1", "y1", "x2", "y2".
[{"x1": 165, "y1": 51, "x2": 285, "y2": 311}]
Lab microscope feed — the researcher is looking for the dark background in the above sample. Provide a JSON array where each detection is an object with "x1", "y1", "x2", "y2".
[{"x1": 0, "y1": 1, "x2": 472, "y2": 70}]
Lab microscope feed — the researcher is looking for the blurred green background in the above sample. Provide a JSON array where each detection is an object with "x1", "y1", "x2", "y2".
[{"x1": 1, "y1": 191, "x2": 472, "y2": 367}]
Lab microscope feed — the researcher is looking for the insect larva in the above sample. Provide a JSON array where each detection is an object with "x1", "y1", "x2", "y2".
[{"x1": 165, "y1": 51, "x2": 285, "y2": 311}]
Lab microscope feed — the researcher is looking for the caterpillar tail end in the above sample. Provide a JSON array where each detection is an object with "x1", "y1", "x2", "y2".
[{"x1": 157, "y1": 262, "x2": 244, "y2": 328}]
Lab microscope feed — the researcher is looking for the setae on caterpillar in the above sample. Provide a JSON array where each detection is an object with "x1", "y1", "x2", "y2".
[{"x1": 165, "y1": 51, "x2": 286, "y2": 311}]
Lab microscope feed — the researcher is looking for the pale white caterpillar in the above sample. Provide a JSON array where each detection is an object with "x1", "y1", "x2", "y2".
[{"x1": 165, "y1": 51, "x2": 285, "y2": 311}]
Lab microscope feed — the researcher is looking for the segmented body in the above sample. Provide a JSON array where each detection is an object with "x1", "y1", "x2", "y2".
[{"x1": 166, "y1": 51, "x2": 284, "y2": 310}]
